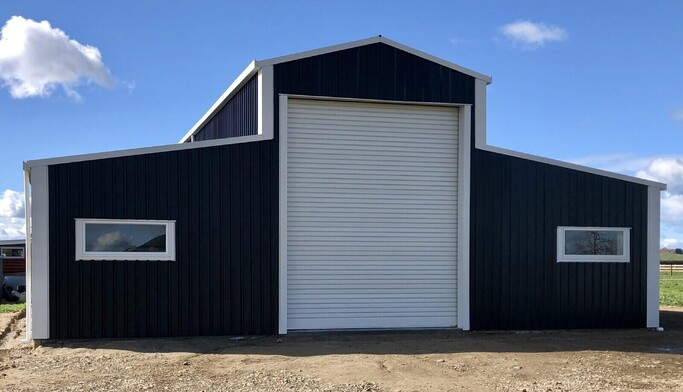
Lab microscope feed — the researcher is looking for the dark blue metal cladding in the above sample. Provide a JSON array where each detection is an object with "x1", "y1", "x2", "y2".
[
  {"x1": 194, "y1": 75, "x2": 258, "y2": 141},
  {"x1": 470, "y1": 150, "x2": 648, "y2": 330},
  {"x1": 47, "y1": 140, "x2": 278, "y2": 339},
  {"x1": 44, "y1": 41, "x2": 482, "y2": 339},
  {"x1": 273, "y1": 42, "x2": 475, "y2": 104}
]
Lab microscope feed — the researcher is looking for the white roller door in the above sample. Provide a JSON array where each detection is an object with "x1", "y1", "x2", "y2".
[{"x1": 286, "y1": 99, "x2": 459, "y2": 330}]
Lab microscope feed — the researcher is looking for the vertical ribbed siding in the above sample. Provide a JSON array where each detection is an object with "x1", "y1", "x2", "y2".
[
  {"x1": 273, "y1": 42, "x2": 477, "y2": 330},
  {"x1": 274, "y1": 43, "x2": 475, "y2": 104},
  {"x1": 470, "y1": 150, "x2": 648, "y2": 330},
  {"x1": 286, "y1": 99, "x2": 459, "y2": 330},
  {"x1": 194, "y1": 75, "x2": 258, "y2": 141},
  {"x1": 48, "y1": 140, "x2": 278, "y2": 339}
]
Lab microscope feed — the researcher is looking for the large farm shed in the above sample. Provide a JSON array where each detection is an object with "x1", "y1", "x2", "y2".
[{"x1": 23, "y1": 37, "x2": 666, "y2": 340}]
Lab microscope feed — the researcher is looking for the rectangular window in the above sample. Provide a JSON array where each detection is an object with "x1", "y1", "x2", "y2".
[
  {"x1": 557, "y1": 226, "x2": 630, "y2": 263},
  {"x1": 0, "y1": 247, "x2": 24, "y2": 258},
  {"x1": 75, "y1": 219, "x2": 176, "y2": 261}
]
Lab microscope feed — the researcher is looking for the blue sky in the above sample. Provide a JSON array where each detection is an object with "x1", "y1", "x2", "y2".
[{"x1": 0, "y1": 1, "x2": 682, "y2": 246}]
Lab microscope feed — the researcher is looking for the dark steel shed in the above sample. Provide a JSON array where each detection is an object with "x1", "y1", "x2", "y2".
[{"x1": 23, "y1": 37, "x2": 665, "y2": 340}]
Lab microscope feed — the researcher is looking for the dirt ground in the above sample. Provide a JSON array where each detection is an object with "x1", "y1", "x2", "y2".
[{"x1": 2, "y1": 310, "x2": 683, "y2": 391}]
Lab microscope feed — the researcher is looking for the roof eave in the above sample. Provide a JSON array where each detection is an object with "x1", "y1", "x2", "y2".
[{"x1": 479, "y1": 145, "x2": 668, "y2": 190}]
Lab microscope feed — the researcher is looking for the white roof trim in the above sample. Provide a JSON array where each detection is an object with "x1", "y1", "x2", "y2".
[
  {"x1": 24, "y1": 133, "x2": 272, "y2": 169},
  {"x1": 478, "y1": 144, "x2": 667, "y2": 190},
  {"x1": 178, "y1": 61, "x2": 259, "y2": 143},
  {"x1": 256, "y1": 36, "x2": 492, "y2": 83},
  {"x1": 179, "y1": 36, "x2": 492, "y2": 143}
]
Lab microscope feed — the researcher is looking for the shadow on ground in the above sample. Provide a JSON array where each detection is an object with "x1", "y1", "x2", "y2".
[{"x1": 35, "y1": 309, "x2": 683, "y2": 357}]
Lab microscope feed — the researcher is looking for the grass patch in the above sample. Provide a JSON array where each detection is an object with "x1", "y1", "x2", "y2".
[
  {"x1": 661, "y1": 271, "x2": 683, "y2": 307},
  {"x1": 0, "y1": 302, "x2": 25, "y2": 313},
  {"x1": 660, "y1": 250, "x2": 683, "y2": 262}
]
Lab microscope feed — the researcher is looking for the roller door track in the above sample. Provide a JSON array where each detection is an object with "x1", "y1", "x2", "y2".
[{"x1": 286, "y1": 99, "x2": 459, "y2": 330}]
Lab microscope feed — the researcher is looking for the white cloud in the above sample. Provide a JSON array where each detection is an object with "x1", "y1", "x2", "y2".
[
  {"x1": 623, "y1": 157, "x2": 683, "y2": 232},
  {"x1": 0, "y1": 189, "x2": 24, "y2": 218},
  {"x1": 0, "y1": 190, "x2": 25, "y2": 240},
  {"x1": 92, "y1": 231, "x2": 131, "y2": 251},
  {"x1": 661, "y1": 193, "x2": 683, "y2": 224},
  {"x1": 574, "y1": 154, "x2": 683, "y2": 248},
  {"x1": 662, "y1": 238, "x2": 683, "y2": 250},
  {"x1": 0, "y1": 218, "x2": 25, "y2": 240},
  {"x1": 636, "y1": 158, "x2": 683, "y2": 194},
  {"x1": 0, "y1": 15, "x2": 113, "y2": 99},
  {"x1": 500, "y1": 20, "x2": 567, "y2": 49}
]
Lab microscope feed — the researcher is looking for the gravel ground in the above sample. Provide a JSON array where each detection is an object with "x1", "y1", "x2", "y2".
[{"x1": 1, "y1": 310, "x2": 683, "y2": 391}]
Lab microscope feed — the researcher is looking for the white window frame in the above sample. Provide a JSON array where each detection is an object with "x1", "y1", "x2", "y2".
[
  {"x1": 1, "y1": 247, "x2": 25, "y2": 259},
  {"x1": 557, "y1": 226, "x2": 630, "y2": 263},
  {"x1": 75, "y1": 218, "x2": 176, "y2": 261}
]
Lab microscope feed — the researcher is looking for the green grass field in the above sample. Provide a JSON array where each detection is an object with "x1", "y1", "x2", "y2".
[
  {"x1": 661, "y1": 271, "x2": 683, "y2": 307},
  {"x1": 660, "y1": 250, "x2": 683, "y2": 262},
  {"x1": 0, "y1": 302, "x2": 25, "y2": 313}
]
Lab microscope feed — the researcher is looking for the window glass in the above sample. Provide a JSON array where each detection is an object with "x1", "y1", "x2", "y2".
[
  {"x1": 564, "y1": 230, "x2": 623, "y2": 256},
  {"x1": 557, "y1": 226, "x2": 630, "y2": 263},
  {"x1": 75, "y1": 219, "x2": 175, "y2": 261},
  {"x1": 85, "y1": 223, "x2": 166, "y2": 253},
  {"x1": 0, "y1": 247, "x2": 24, "y2": 258}
]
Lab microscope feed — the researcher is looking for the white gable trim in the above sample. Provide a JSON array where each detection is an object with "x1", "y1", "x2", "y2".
[
  {"x1": 24, "y1": 133, "x2": 271, "y2": 169},
  {"x1": 478, "y1": 145, "x2": 666, "y2": 190},
  {"x1": 257, "y1": 36, "x2": 492, "y2": 83},
  {"x1": 646, "y1": 186, "x2": 661, "y2": 328},
  {"x1": 25, "y1": 165, "x2": 50, "y2": 340},
  {"x1": 178, "y1": 36, "x2": 492, "y2": 143}
]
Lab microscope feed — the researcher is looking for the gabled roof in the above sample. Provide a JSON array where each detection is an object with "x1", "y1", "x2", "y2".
[
  {"x1": 178, "y1": 36, "x2": 492, "y2": 143},
  {"x1": 257, "y1": 36, "x2": 492, "y2": 82}
]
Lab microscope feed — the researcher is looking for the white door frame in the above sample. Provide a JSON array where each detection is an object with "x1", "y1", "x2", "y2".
[{"x1": 278, "y1": 95, "x2": 472, "y2": 333}]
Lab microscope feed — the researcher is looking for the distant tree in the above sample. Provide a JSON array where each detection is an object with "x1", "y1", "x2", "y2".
[
  {"x1": 676, "y1": 248, "x2": 683, "y2": 255},
  {"x1": 576, "y1": 231, "x2": 618, "y2": 255}
]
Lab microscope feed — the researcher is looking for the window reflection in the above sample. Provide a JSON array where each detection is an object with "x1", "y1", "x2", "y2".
[
  {"x1": 565, "y1": 230, "x2": 623, "y2": 256},
  {"x1": 85, "y1": 223, "x2": 166, "y2": 252}
]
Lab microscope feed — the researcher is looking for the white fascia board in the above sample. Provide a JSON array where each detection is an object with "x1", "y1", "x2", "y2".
[
  {"x1": 23, "y1": 169, "x2": 32, "y2": 341},
  {"x1": 646, "y1": 186, "x2": 661, "y2": 328},
  {"x1": 256, "y1": 36, "x2": 492, "y2": 84},
  {"x1": 478, "y1": 145, "x2": 667, "y2": 190},
  {"x1": 278, "y1": 94, "x2": 289, "y2": 335},
  {"x1": 457, "y1": 105, "x2": 472, "y2": 331},
  {"x1": 24, "y1": 133, "x2": 271, "y2": 169},
  {"x1": 27, "y1": 165, "x2": 50, "y2": 340},
  {"x1": 258, "y1": 66, "x2": 274, "y2": 139},
  {"x1": 257, "y1": 36, "x2": 382, "y2": 67},
  {"x1": 178, "y1": 61, "x2": 260, "y2": 143},
  {"x1": 377, "y1": 37, "x2": 492, "y2": 84},
  {"x1": 474, "y1": 79, "x2": 487, "y2": 147}
]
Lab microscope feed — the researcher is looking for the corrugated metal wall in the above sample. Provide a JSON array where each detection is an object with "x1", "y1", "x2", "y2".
[
  {"x1": 274, "y1": 43, "x2": 474, "y2": 104},
  {"x1": 194, "y1": 75, "x2": 258, "y2": 141},
  {"x1": 48, "y1": 140, "x2": 278, "y2": 338},
  {"x1": 286, "y1": 99, "x2": 460, "y2": 329},
  {"x1": 470, "y1": 150, "x2": 648, "y2": 330}
]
